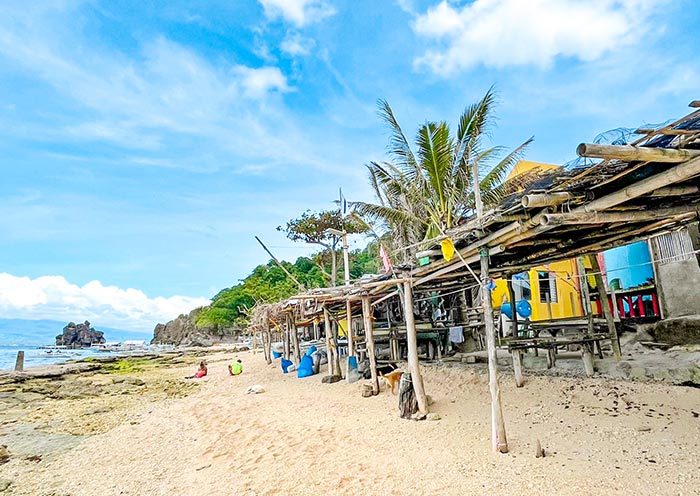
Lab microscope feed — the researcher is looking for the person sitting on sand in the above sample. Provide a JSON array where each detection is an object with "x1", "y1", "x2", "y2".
[
  {"x1": 186, "y1": 361, "x2": 208, "y2": 379},
  {"x1": 228, "y1": 359, "x2": 243, "y2": 376}
]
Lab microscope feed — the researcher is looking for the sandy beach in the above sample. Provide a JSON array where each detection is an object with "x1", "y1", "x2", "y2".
[{"x1": 1, "y1": 351, "x2": 699, "y2": 496}]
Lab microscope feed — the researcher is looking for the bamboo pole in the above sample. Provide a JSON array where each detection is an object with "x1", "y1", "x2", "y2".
[
  {"x1": 521, "y1": 192, "x2": 576, "y2": 208},
  {"x1": 402, "y1": 282, "x2": 428, "y2": 414},
  {"x1": 255, "y1": 236, "x2": 304, "y2": 290},
  {"x1": 650, "y1": 185, "x2": 700, "y2": 197},
  {"x1": 577, "y1": 143, "x2": 700, "y2": 163},
  {"x1": 588, "y1": 255, "x2": 622, "y2": 361},
  {"x1": 473, "y1": 155, "x2": 508, "y2": 452},
  {"x1": 481, "y1": 249, "x2": 508, "y2": 452},
  {"x1": 361, "y1": 296, "x2": 379, "y2": 394},
  {"x1": 540, "y1": 205, "x2": 700, "y2": 226}
]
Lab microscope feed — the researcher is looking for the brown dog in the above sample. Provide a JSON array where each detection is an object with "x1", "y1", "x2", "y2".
[{"x1": 380, "y1": 370, "x2": 404, "y2": 394}]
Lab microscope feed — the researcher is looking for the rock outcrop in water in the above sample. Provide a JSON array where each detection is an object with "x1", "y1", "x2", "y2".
[{"x1": 55, "y1": 321, "x2": 105, "y2": 347}]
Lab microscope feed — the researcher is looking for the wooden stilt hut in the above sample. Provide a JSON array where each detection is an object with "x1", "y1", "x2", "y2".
[{"x1": 248, "y1": 102, "x2": 700, "y2": 450}]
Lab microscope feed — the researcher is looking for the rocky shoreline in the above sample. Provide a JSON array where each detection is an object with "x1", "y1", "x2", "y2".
[{"x1": 0, "y1": 347, "x2": 247, "y2": 493}]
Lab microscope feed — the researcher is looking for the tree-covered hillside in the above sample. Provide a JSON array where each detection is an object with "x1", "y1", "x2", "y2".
[{"x1": 195, "y1": 243, "x2": 379, "y2": 331}]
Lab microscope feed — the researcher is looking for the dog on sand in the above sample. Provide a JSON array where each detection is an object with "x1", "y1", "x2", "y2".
[{"x1": 380, "y1": 369, "x2": 404, "y2": 395}]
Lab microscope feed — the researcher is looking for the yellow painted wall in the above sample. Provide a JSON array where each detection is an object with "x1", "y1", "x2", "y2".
[
  {"x1": 489, "y1": 160, "x2": 589, "y2": 321},
  {"x1": 492, "y1": 259, "x2": 585, "y2": 320}
]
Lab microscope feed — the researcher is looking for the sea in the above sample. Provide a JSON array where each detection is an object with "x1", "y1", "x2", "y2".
[
  {"x1": 0, "y1": 318, "x2": 152, "y2": 371},
  {"x1": 0, "y1": 345, "x2": 110, "y2": 370}
]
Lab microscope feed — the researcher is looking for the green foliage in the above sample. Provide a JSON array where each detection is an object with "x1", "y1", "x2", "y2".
[
  {"x1": 350, "y1": 241, "x2": 380, "y2": 278},
  {"x1": 195, "y1": 257, "x2": 327, "y2": 330},
  {"x1": 277, "y1": 209, "x2": 368, "y2": 246}
]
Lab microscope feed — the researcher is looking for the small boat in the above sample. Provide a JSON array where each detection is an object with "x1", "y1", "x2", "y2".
[{"x1": 36, "y1": 346, "x2": 77, "y2": 358}]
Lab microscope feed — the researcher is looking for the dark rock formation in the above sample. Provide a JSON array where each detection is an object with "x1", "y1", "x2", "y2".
[
  {"x1": 652, "y1": 316, "x2": 700, "y2": 346},
  {"x1": 151, "y1": 308, "x2": 230, "y2": 347},
  {"x1": 55, "y1": 321, "x2": 105, "y2": 347}
]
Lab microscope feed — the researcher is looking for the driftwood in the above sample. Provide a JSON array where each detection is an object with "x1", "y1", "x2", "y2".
[{"x1": 398, "y1": 372, "x2": 418, "y2": 419}]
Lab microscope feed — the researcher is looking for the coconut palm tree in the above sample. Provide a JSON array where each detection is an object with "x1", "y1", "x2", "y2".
[{"x1": 353, "y1": 88, "x2": 532, "y2": 263}]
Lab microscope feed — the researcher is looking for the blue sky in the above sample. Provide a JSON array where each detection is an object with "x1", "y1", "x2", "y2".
[{"x1": 0, "y1": 0, "x2": 698, "y2": 331}]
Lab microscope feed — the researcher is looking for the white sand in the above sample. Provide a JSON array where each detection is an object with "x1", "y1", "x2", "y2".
[{"x1": 2, "y1": 351, "x2": 700, "y2": 495}]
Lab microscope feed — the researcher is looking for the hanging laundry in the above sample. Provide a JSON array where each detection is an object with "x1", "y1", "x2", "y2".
[{"x1": 449, "y1": 326, "x2": 464, "y2": 343}]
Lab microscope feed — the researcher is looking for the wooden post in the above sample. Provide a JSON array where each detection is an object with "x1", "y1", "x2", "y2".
[
  {"x1": 576, "y1": 257, "x2": 592, "y2": 316},
  {"x1": 323, "y1": 306, "x2": 334, "y2": 376},
  {"x1": 14, "y1": 351, "x2": 24, "y2": 372},
  {"x1": 283, "y1": 323, "x2": 290, "y2": 360},
  {"x1": 265, "y1": 331, "x2": 272, "y2": 363},
  {"x1": 290, "y1": 314, "x2": 301, "y2": 364},
  {"x1": 346, "y1": 299, "x2": 354, "y2": 357},
  {"x1": 512, "y1": 349, "x2": 524, "y2": 387},
  {"x1": 506, "y1": 274, "x2": 518, "y2": 337},
  {"x1": 402, "y1": 282, "x2": 428, "y2": 415},
  {"x1": 582, "y1": 342, "x2": 595, "y2": 377},
  {"x1": 480, "y1": 249, "x2": 508, "y2": 453},
  {"x1": 398, "y1": 372, "x2": 418, "y2": 419},
  {"x1": 588, "y1": 255, "x2": 622, "y2": 361},
  {"x1": 332, "y1": 321, "x2": 342, "y2": 377},
  {"x1": 362, "y1": 296, "x2": 379, "y2": 395},
  {"x1": 610, "y1": 286, "x2": 621, "y2": 322},
  {"x1": 313, "y1": 320, "x2": 320, "y2": 341}
]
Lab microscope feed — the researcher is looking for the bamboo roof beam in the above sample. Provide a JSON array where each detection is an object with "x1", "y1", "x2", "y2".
[
  {"x1": 577, "y1": 143, "x2": 700, "y2": 164},
  {"x1": 635, "y1": 128, "x2": 700, "y2": 136},
  {"x1": 412, "y1": 154, "x2": 700, "y2": 284},
  {"x1": 521, "y1": 192, "x2": 577, "y2": 208},
  {"x1": 540, "y1": 205, "x2": 700, "y2": 226},
  {"x1": 502, "y1": 213, "x2": 696, "y2": 273},
  {"x1": 579, "y1": 154, "x2": 700, "y2": 212},
  {"x1": 650, "y1": 185, "x2": 700, "y2": 197}
]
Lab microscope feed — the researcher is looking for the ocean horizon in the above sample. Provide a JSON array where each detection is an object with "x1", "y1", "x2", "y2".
[
  {"x1": 0, "y1": 345, "x2": 112, "y2": 370},
  {"x1": 0, "y1": 318, "x2": 152, "y2": 370}
]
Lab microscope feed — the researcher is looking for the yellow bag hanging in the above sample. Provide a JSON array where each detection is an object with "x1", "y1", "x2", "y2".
[{"x1": 440, "y1": 238, "x2": 455, "y2": 261}]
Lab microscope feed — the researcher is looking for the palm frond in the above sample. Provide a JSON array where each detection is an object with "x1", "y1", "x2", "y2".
[
  {"x1": 378, "y1": 99, "x2": 419, "y2": 178},
  {"x1": 481, "y1": 137, "x2": 533, "y2": 190},
  {"x1": 454, "y1": 87, "x2": 496, "y2": 170}
]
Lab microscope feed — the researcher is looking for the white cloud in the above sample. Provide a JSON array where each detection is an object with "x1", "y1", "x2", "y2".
[
  {"x1": 0, "y1": 273, "x2": 209, "y2": 332},
  {"x1": 0, "y1": 5, "x2": 313, "y2": 171},
  {"x1": 258, "y1": 0, "x2": 336, "y2": 27},
  {"x1": 280, "y1": 32, "x2": 315, "y2": 56},
  {"x1": 233, "y1": 65, "x2": 291, "y2": 99},
  {"x1": 412, "y1": 0, "x2": 666, "y2": 76}
]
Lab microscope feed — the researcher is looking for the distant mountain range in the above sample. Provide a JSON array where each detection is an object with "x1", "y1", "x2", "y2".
[{"x1": 0, "y1": 318, "x2": 152, "y2": 346}]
